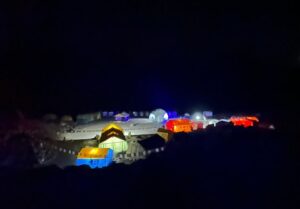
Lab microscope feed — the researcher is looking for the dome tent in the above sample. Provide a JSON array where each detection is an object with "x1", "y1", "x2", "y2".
[{"x1": 149, "y1": 108, "x2": 168, "y2": 123}]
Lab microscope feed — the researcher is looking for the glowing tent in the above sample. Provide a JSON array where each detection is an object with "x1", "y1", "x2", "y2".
[
  {"x1": 76, "y1": 147, "x2": 113, "y2": 168},
  {"x1": 165, "y1": 118, "x2": 193, "y2": 133},
  {"x1": 230, "y1": 116, "x2": 259, "y2": 128},
  {"x1": 99, "y1": 123, "x2": 128, "y2": 154},
  {"x1": 149, "y1": 109, "x2": 168, "y2": 123}
]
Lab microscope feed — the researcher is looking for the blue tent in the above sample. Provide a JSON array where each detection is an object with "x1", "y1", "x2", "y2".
[{"x1": 76, "y1": 148, "x2": 114, "y2": 169}]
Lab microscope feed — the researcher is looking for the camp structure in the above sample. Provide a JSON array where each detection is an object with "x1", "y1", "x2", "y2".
[
  {"x1": 114, "y1": 112, "x2": 130, "y2": 121},
  {"x1": 230, "y1": 116, "x2": 259, "y2": 128},
  {"x1": 76, "y1": 147, "x2": 113, "y2": 168},
  {"x1": 61, "y1": 115, "x2": 73, "y2": 123},
  {"x1": 60, "y1": 115, "x2": 74, "y2": 126},
  {"x1": 157, "y1": 128, "x2": 174, "y2": 142},
  {"x1": 122, "y1": 139, "x2": 146, "y2": 162},
  {"x1": 76, "y1": 112, "x2": 101, "y2": 124},
  {"x1": 165, "y1": 118, "x2": 193, "y2": 133},
  {"x1": 149, "y1": 108, "x2": 169, "y2": 123},
  {"x1": 98, "y1": 123, "x2": 128, "y2": 155}
]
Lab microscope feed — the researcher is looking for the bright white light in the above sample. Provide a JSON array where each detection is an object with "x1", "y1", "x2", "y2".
[
  {"x1": 163, "y1": 113, "x2": 169, "y2": 120},
  {"x1": 191, "y1": 112, "x2": 206, "y2": 121}
]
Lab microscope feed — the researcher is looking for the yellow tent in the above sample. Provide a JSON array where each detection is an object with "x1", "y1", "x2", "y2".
[
  {"x1": 101, "y1": 123, "x2": 124, "y2": 133},
  {"x1": 99, "y1": 123, "x2": 128, "y2": 154},
  {"x1": 76, "y1": 147, "x2": 114, "y2": 168},
  {"x1": 77, "y1": 147, "x2": 110, "y2": 159}
]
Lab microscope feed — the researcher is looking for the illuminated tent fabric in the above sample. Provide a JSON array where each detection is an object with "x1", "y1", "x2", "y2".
[
  {"x1": 165, "y1": 119, "x2": 193, "y2": 133},
  {"x1": 101, "y1": 123, "x2": 124, "y2": 134},
  {"x1": 149, "y1": 109, "x2": 168, "y2": 123},
  {"x1": 157, "y1": 128, "x2": 174, "y2": 142},
  {"x1": 191, "y1": 121, "x2": 203, "y2": 130},
  {"x1": 98, "y1": 138, "x2": 128, "y2": 155},
  {"x1": 76, "y1": 147, "x2": 113, "y2": 168},
  {"x1": 99, "y1": 123, "x2": 128, "y2": 154},
  {"x1": 230, "y1": 116, "x2": 259, "y2": 128},
  {"x1": 167, "y1": 111, "x2": 178, "y2": 119}
]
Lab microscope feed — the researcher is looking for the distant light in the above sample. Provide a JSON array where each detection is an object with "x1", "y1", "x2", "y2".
[
  {"x1": 269, "y1": 124, "x2": 275, "y2": 130},
  {"x1": 191, "y1": 112, "x2": 206, "y2": 121},
  {"x1": 184, "y1": 113, "x2": 190, "y2": 118},
  {"x1": 163, "y1": 113, "x2": 169, "y2": 120},
  {"x1": 203, "y1": 111, "x2": 213, "y2": 117},
  {"x1": 149, "y1": 113, "x2": 155, "y2": 121}
]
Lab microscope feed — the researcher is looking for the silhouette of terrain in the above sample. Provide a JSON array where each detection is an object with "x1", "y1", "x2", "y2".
[{"x1": 0, "y1": 125, "x2": 298, "y2": 209}]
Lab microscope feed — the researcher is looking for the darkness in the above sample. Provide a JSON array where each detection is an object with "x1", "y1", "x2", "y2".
[
  {"x1": 1, "y1": 126, "x2": 298, "y2": 209},
  {"x1": 0, "y1": 1, "x2": 299, "y2": 117},
  {"x1": 1, "y1": 3, "x2": 300, "y2": 207}
]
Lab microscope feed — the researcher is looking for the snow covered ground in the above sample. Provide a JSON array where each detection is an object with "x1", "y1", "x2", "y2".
[{"x1": 57, "y1": 118, "x2": 163, "y2": 140}]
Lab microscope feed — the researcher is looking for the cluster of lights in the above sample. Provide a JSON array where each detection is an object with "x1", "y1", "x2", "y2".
[{"x1": 230, "y1": 116, "x2": 259, "y2": 128}]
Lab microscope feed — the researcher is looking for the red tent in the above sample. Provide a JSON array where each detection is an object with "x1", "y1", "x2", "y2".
[
  {"x1": 230, "y1": 116, "x2": 259, "y2": 128},
  {"x1": 165, "y1": 119, "x2": 193, "y2": 133}
]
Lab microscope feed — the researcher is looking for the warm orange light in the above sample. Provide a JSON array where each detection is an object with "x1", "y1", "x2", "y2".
[
  {"x1": 77, "y1": 147, "x2": 110, "y2": 159},
  {"x1": 165, "y1": 118, "x2": 193, "y2": 133},
  {"x1": 230, "y1": 116, "x2": 259, "y2": 128},
  {"x1": 246, "y1": 116, "x2": 259, "y2": 122}
]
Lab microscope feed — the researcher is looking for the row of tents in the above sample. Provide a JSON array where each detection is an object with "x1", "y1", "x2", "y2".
[
  {"x1": 75, "y1": 115, "x2": 259, "y2": 168},
  {"x1": 76, "y1": 123, "x2": 173, "y2": 168}
]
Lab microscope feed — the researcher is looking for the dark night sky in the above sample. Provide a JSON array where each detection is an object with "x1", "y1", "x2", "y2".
[{"x1": 0, "y1": 1, "x2": 299, "y2": 116}]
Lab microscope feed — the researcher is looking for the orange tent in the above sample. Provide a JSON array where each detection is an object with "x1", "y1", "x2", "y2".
[
  {"x1": 230, "y1": 116, "x2": 259, "y2": 128},
  {"x1": 77, "y1": 147, "x2": 111, "y2": 159},
  {"x1": 165, "y1": 118, "x2": 193, "y2": 133}
]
